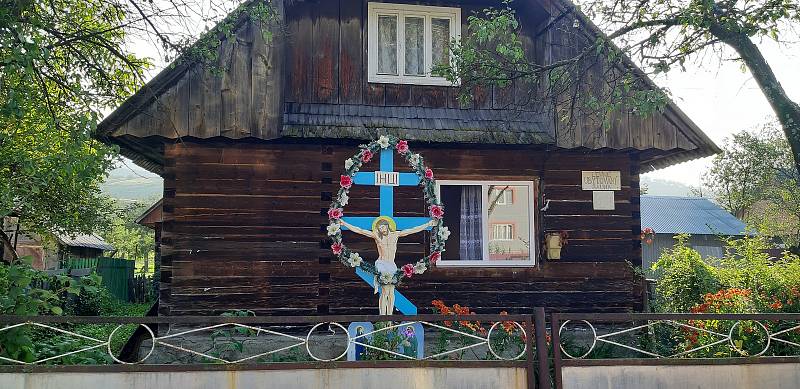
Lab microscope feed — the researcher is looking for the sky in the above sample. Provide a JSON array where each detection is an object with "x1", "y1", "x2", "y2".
[
  {"x1": 642, "y1": 38, "x2": 800, "y2": 187},
  {"x1": 120, "y1": 7, "x2": 800, "y2": 189}
]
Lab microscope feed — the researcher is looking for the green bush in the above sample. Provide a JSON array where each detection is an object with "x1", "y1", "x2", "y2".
[{"x1": 651, "y1": 234, "x2": 800, "y2": 312}]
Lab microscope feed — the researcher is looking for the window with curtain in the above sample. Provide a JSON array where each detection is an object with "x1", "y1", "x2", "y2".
[
  {"x1": 368, "y1": 3, "x2": 460, "y2": 85},
  {"x1": 439, "y1": 181, "x2": 536, "y2": 266}
]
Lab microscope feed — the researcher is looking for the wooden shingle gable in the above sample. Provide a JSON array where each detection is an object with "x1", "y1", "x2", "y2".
[{"x1": 96, "y1": 0, "x2": 718, "y2": 174}]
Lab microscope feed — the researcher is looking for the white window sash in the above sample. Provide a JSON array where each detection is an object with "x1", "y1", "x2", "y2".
[
  {"x1": 435, "y1": 180, "x2": 536, "y2": 267},
  {"x1": 368, "y1": 2, "x2": 460, "y2": 86}
]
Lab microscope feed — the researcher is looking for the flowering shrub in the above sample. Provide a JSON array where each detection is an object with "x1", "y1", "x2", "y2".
[{"x1": 430, "y1": 300, "x2": 532, "y2": 360}]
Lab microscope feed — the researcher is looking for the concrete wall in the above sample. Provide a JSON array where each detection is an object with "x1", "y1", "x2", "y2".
[
  {"x1": 1, "y1": 367, "x2": 527, "y2": 389},
  {"x1": 563, "y1": 363, "x2": 800, "y2": 389}
]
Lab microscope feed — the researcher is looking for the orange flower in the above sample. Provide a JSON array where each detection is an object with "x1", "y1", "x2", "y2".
[{"x1": 770, "y1": 301, "x2": 783, "y2": 310}]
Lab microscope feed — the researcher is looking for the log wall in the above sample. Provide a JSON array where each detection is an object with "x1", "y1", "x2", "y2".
[{"x1": 159, "y1": 140, "x2": 643, "y2": 316}]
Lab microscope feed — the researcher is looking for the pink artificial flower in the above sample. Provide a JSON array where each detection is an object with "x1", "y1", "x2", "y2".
[
  {"x1": 328, "y1": 207, "x2": 343, "y2": 220},
  {"x1": 401, "y1": 264, "x2": 415, "y2": 278},
  {"x1": 429, "y1": 251, "x2": 441, "y2": 264},
  {"x1": 340, "y1": 175, "x2": 353, "y2": 189},
  {"x1": 429, "y1": 204, "x2": 444, "y2": 219},
  {"x1": 396, "y1": 140, "x2": 409, "y2": 154},
  {"x1": 361, "y1": 149, "x2": 374, "y2": 163},
  {"x1": 331, "y1": 243, "x2": 343, "y2": 255},
  {"x1": 424, "y1": 168, "x2": 434, "y2": 180}
]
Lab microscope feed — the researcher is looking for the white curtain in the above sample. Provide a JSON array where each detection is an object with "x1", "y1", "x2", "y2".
[
  {"x1": 404, "y1": 17, "x2": 424, "y2": 75},
  {"x1": 378, "y1": 15, "x2": 397, "y2": 75},
  {"x1": 431, "y1": 18, "x2": 450, "y2": 67},
  {"x1": 459, "y1": 186, "x2": 483, "y2": 261}
]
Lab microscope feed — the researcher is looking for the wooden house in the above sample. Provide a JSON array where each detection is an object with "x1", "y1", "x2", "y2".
[{"x1": 96, "y1": 0, "x2": 719, "y2": 316}]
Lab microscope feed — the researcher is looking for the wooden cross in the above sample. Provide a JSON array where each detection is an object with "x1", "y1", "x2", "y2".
[{"x1": 341, "y1": 149, "x2": 432, "y2": 314}]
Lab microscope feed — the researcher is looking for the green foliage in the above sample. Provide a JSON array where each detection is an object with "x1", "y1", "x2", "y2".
[
  {"x1": 99, "y1": 200, "x2": 156, "y2": 273},
  {"x1": 704, "y1": 124, "x2": 800, "y2": 250},
  {"x1": 0, "y1": 260, "x2": 104, "y2": 363},
  {"x1": 1, "y1": 0, "x2": 149, "y2": 252},
  {"x1": 651, "y1": 234, "x2": 800, "y2": 313},
  {"x1": 651, "y1": 235, "x2": 721, "y2": 312}
]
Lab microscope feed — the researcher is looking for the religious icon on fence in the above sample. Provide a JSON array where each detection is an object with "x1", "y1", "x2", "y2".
[{"x1": 327, "y1": 136, "x2": 449, "y2": 316}]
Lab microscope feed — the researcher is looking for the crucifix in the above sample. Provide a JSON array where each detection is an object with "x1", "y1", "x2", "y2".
[{"x1": 340, "y1": 148, "x2": 432, "y2": 315}]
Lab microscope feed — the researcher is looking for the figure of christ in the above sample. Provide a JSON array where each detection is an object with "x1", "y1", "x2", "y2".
[{"x1": 340, "y1": 217, "x2": 435, "y2": 315}]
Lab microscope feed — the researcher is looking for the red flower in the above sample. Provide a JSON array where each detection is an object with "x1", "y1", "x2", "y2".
[
  {"x1": 429, "y1": 251, "x2": 441, "y2": 264},
  {"x1": 331, "y1": 243, "x2": 343, "y2": 255},
  {"x1": 396, "y1": 140, "x2": 409, "y2": 154},
  {"x1": 429, "y1": 204, "x2": 444, "y2": 219},
  {"x1": 340, "y1": 175, "x2": 353, "y2": 189},
  {"x1": 424, "y1": 168, "x2": 434, "y2": 180},
  {"x1": 328, "y1": 208, "x2": 343, "y2": 220},
  {"x1": 401, "y1": 264, "x2": 414, "y2": 278},
  {"x1": 771, "y1": 301, "x2": 783, "y2": 310},
  {"x1": 361, "y1": 149, "x2": 373, "y2": 163}
]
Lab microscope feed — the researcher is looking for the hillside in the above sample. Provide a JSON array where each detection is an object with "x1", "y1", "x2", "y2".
[{"x1": 102, "y1": 161, "x2": 162, "y2": 202}]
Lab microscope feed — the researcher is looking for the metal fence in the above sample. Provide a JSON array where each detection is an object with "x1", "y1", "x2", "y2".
[
  {"x1": 551, "y1": 312, "x2": 800, "y2": 389},
  {"x1": 0, "y1": 311, "x2": 551, "y2": 389},
  {"x1": 64, "y1": 257, "x2": 135, "y2": 301}
]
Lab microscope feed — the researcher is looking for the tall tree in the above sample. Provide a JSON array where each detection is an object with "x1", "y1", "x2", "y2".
[
  {"x1": 439, "y1": 0, "x2": 800, "y2": 167},
  {"x1": 1, "y1": 0, "x2": 274, "y2": 261},
  {"x1": 703, "y1": 124, "x2": 800, "y2": 249}
]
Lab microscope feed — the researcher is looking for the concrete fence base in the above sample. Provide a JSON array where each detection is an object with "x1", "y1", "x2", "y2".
[{"x1": 1, "y1": 367, "x2": 527, "y2": 389}]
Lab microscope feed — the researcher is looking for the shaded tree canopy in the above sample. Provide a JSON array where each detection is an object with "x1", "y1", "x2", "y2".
[
  {"x1": 440, "y1": 0, "x2": 800, "y2": 166},
  {"x1": 0, "y1": 0, "x2": 273, "y2": 261}
]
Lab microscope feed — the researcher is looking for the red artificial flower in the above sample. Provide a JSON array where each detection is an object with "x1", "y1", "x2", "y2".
[
  {"x1": 340, "y1": 175, "x2": 353, "y2": 189},
  {"x1": 396, "y1": 140, "x2": 409, "y2": 154},
  {"x1": 429, "y1": 204, "x2": 444, "y2": 219},
  {"x1": 429, "y1": 251, "x2": 441, "y2": 264},
  {"x1": 361, "y1": 149, "x2": 374, "y2": 163},
  {"x1": 328, "y1": 207, "x2": 343, "y2": 220},
  {"x1": 424, "y1": 168, "x2": 434, "y2": 180},
  {"x1": 331, "y1": 243, "x2": 343, "y2": 255},
  {"x1": 401, "y1": 264, "x2": 415, "y2": 278}
]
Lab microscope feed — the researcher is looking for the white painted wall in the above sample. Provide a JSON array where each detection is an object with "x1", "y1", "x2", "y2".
[
  {"x1": 563, "y1": 363, "x2": 800, "y2": 389},
  {"x1": 1, "y1": 367, "x2": 527, "y2": 389}
]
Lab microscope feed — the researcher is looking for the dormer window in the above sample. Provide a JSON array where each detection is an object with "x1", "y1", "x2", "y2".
[{"x1": 367, "y1": 2, "x2": 460, "y2": 86}]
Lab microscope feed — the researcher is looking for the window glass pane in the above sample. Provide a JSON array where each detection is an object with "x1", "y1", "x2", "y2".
[
  {"x1": 431, "y1": 18, "x2": 451, "y2": 68},
  {"x1": 487, "y1": 185, "x2": 530, "y2": 260},
  {"x1": 404, "y1": 16, "x2": 425, "y2": 76},
  {"x1": 441, "y1": 185, "x2": 483, "y2": 261},
  {"x1": 378, "y1": 15, "x2": 398, "y2": 75}
]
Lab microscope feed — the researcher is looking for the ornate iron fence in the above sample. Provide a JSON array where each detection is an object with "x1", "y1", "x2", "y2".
[
  {"x1": 551, "y1": 313, "x2": 800, "y2": 389},
  {"x1": 0, "y1": 311, "x2": 550, "y2": 389}
]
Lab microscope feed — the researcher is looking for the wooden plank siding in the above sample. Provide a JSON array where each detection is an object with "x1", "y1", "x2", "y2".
[{"x1": 159, "y1": 140, "x2": 643, "y2": 316}]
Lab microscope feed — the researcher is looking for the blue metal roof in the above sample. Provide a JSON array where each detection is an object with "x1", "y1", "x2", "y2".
[{"x1": 640, "y1": 196, "x2": 748, "y2": 236}]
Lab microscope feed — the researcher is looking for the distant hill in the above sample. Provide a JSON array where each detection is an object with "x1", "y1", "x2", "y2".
[
  {"x1": 640, "y1": 177, "x2": 698, "y2": 197},
  {"x1": 102, "y1": 161, "x2": 162, "y2": 202}
]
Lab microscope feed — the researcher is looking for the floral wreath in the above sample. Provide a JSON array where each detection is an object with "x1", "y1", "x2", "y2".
[{"x1": 326, "y1": 136, "x2": 449, "y2": 286}]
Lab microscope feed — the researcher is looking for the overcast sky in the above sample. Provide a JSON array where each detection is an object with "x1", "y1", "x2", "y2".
[{"x1": 123, "y1": 10, "x2": 800, "y2": 188}]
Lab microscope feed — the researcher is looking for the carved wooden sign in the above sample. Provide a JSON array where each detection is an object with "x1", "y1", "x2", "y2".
[{"x1": 581, "y1": 171, "x2": 621, "y2": 191}]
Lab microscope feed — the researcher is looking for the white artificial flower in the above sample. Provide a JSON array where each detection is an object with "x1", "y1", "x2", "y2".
[
  {"x1": 413, "y1": 262, "x2": 427, "y2": 274},
  {"x1": 438, "y1": 226, "x2": 451, "y2": 241},
  {"x1": 344, "y1": 158, "x2": 354, "y2": 170},
  {"x1": 327, "y1": 222, "x2": 341, "y2": 236},
  {"x1": 380, "y1": 273, "x2": 394, "y2": 284},
  {"x1": 347, "y1": 252, "x2": 363, "y2": 267},
  {"x1": 408, "y1": 153, "x2": 420, "y2": 167},
  {"x1": 339, "y1": 192, "x2": 349, "y2": 206},
  {"x1": 377, "y1": 135, "x2": 390, "y2": 149}
]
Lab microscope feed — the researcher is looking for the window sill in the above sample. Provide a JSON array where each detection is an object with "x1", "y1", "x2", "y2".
[
  {"x1": 436, "y1": 260, "x2": 537, "y2": 268},
  {"x1": 368, "y1": 75, "x2": 457, "y2": 87}
]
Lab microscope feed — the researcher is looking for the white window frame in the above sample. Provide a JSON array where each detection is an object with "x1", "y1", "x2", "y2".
[
  {"x1": 492, "y1": 223, "x2": 514, "y2": 241},
  {"x1": 435, "y1": 180, "x2": 536, "y2": 267},
  {"x1": 491, "y1": 187, "x2": 513, "y2": 205},
  {"x1": 367, "y1": 2, "x2": 461, "y2": 86}
]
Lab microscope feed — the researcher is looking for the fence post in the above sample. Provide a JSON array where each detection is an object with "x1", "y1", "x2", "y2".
[
  {"x1": 524, "y1": 315, "x2": 536, "y2": 389},
  {"x1": 551, "y1": 312, "x2": 562, "y2": 389},
  {"x1": 534, "y1": 307, "x2": 550, "y2": 389}
]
